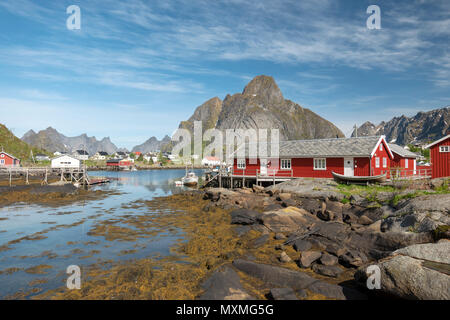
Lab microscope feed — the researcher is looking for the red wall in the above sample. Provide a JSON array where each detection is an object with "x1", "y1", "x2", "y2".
[
  {"x1": 371, "y1": 139, "x2": 391, "y2": 176},
  {"x1": 430, "y1": 137, "x2": 450, "y2": 178},
  {"x1": 354, "y1": 157, "x2": 370, "y2": 176},
  {"x1": 0, "y1": 152, "x2": 20, "y2": 166},
  {"x1": 390, "y1": 153, "x2": 416, "y2": 177}
]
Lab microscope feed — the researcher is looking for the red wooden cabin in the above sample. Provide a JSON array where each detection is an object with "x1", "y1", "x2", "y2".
[
  {"x1": 426, "y1": 134, "x2": 450, "y2": 179},
  {"x1": 0, "y1": 152, "x2": 20, "y2": 167},
  {"x1": 233, "y1": 136, "x2": 393, "y2": 179},
  {"x1": 388, "y1": 143, "x2": 421, "y2": 178}
]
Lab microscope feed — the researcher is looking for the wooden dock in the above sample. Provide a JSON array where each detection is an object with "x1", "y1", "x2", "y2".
[
  {"x1": 204, "y1": 168, "x2": 295, "y2": 188},
  {"x1": 0, "y1": 167, "x2": 96, "y2": 187}
]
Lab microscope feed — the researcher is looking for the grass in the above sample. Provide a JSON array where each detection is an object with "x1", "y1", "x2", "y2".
[{"x1": 0, "y1": 123, "x2": 49, "y2": 161}]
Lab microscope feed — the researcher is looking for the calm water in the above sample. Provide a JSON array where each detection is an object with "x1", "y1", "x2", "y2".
[{"x1": 0, "y1": 169, "x2": 204, "y2": 299}]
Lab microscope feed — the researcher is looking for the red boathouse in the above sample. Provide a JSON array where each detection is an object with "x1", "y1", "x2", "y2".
[
  {"x1": 233, "y1": 136, "x2": 394, "y2": 179},
  {"x1": 0, "y1": 151, "x2": 20, "y2": 167},
  {"x1": 425, "y1": 134, "x2": 450, "y2": 179},
  {"x1": 388, "y1": 144, "x2": 424, "y2": 178}
]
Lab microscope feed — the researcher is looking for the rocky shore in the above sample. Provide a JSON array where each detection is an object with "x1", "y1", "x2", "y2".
[{"x1": 199, "y1": 178, "x2": 450, "y2": 300}]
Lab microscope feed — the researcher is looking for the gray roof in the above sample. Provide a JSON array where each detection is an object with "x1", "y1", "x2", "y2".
[
  {"x1": 235, "y1": 136, "x2": 387, "y2": 158},
  {"x1": 388, "y1": 144, "x2": 418, "y2": 158}
]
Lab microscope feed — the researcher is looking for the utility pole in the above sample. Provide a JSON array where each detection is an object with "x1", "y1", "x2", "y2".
[{"x1": 353, "y1": 124, "x2": 358, "y2": 138}]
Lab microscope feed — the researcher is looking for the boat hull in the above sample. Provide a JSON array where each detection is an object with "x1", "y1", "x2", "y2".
[{"x1": 332, "y1": 171, "x2": 386, "y2": 184}]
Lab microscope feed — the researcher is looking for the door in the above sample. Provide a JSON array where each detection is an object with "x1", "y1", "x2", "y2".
[
  {"x1": 260, "y1": 159, "x2": 267, "y2": 176},
  {"x1": 344, "y1": 158, "x2": 354, "y2": 176}
]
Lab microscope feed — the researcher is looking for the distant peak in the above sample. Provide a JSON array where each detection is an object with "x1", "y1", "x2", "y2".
[{"x1": 242, "y1": 75, "x2": 283, "y2": 102}]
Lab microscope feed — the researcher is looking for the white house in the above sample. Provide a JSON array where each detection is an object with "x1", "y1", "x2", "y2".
[
  {"x1": 73, "y1": 150, "x2": 89, "y2": 161},
  {"x1": 91, "y1": 151, "x2": 109, "y2": 160},
  {"x1": 35, "y1": 153, "x2": 50, "y2": 161},
  {"x1": 51, "y1": 155, "x2": 81, "y2": 169}
]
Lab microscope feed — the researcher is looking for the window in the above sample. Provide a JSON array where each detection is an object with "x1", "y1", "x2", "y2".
[
  {"x1": 383, "y1": 157, "x2": 387, "y2": 168},
  {"x1": 379, "y1": 144, "x2": 383, "y2": 151},
  {"x1": 237, "y1": 159, "x2": 246, "y2": 169},
  {"x1": 281, "y1": 159, "x2": 291, "y2": 170},
  {"x1": 313, "y1": 158, "x2": 326, "y2": 170},
  {"x1": 405, "y1": 159, "x2": 408, "y2": 169},
  {"x1": 0, "y1": 159, "x2": 4, "y2": 164},
  {"x1": 375, "y1": 157, "x2": 380, "y2": 168},
  {"x1": 440, "y1": 146, "x2": 450, "y2": 152},
  {"x1": 0, "y1": 154, "x2": 4, "y2": 158}
]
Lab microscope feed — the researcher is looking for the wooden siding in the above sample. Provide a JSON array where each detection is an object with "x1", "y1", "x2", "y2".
[
  {"x1": 371, "y1": 139, "x2": 392, "y2": 176},
  {"x1": 430, "y1": 136, "x2": 450, "y2": 178}
]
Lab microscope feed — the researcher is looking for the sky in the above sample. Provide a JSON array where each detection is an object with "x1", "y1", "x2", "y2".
[{"x1": 0, "y1": 0, "x2": 449, "y2": 149}]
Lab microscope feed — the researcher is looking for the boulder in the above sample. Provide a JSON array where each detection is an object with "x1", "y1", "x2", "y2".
[
  {"x1": 339, "y1": 250, "x2": 368, "y2": 268},
  {"x1": 292, "y1": 239, "x2": 312, "y2": 252},
  {"x1": 281, "y1": 199, "x2": 297, "y2": 207},
  {"x1": 300, "y1": 251, "x2": 322, "y2": 268},
  {"x1": 232, "y1": 259, "x2": 365, "y2": 300},
  {"x1": 356, "y1": 242, "x2": 450, "y2": 300},
  {"x1": 260, "y1": 207, "x2": 319, "y2": 233},
  {"x1": 229, "y1": 209, "x2": 262, "y2": 225},
  {"x1": 269, "y1": 288, "x2": 298, "y2": 300},
  {"x1": 264, "y1": 203, "x2": 283, "y2": 212},
  {"x1": 320, "y1": 253, "x2": 338, "y2": 266},
  {"x1": 277, "y1": 193, "x2": 292, "y2": 201},
  {"x1": 325, "y1": 243, "x2": 347, "y2": 257},
  {"x1": 199, "y1": 265, "x2": 254, "y2": 300},
  {"x1": 252, "y1": 234, "x2": 270, "y2": 248},
  {"x1": 312, "y1": 264, "x2": 343, "y2": 278},
  {"x1": 279, "y1": 252, "x2": 292, "y2": 263},
  {"x1": 357, "y1": 215, "x2": 373, "y2": 226},
  {"x1": 252, "y1": 185, "x2": 265, "y2": 193}
]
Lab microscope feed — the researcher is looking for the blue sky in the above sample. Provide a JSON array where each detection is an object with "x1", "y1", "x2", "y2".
[{"x1": 0, "y1": 0, "x2": 449, "y2": 149}]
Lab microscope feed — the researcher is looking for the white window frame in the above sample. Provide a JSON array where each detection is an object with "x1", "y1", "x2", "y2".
[
  {"x1": 375, "y1": 157, "x2": 380, "y2": 168},
  {"x1": 0, "y1": 159, "x2": 4, "y2": 164},
  {"x1": 237, "y1": 159, "x2": 246, "y2": 169},
  {"x1": 405, "y1": 158, "x2": 408, "y2": 169},
  {"x1": 383, "y1": 157, "x2": 387, "y2": 168},
  {"x1": 440, "y1": 146, "x2": 450, "y2": 152},
  {"x1": 313, "y1": 158, "x2": 326, "y2": 170},
  {"x1": 280, "y1": 159, "x2": 291, "y2": 170},
  {"x1": 379, "y1": 143, "x2": 383, "y2": 151}
]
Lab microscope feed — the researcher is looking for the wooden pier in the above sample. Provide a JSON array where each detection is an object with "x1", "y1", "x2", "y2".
[
  {"x1": 204, "y1": 168, "x2": 295, "y2": 188},
  {"x1": 0, "y1": 167, "x2": 92, "y2": 187}
]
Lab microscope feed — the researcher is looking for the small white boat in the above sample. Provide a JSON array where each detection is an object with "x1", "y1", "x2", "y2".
[
  {"x1": 175, "y1": 180, "x2": 183, "y2": 186},
  {"x1": 182, "y1": 171, "x2": 199, "y2": 187}
]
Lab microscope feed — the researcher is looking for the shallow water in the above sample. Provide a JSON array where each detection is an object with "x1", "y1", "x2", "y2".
[{"x1": 0, "y1": 169, "x2": 204, "y2": 299}]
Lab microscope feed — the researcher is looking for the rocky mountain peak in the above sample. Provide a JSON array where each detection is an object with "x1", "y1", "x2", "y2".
[{"x1": 242, "y1": 75, "x2": 284, "y2": 104}]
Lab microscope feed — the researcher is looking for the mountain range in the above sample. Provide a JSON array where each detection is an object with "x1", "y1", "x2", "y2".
[
  {"x1": 22, "y1": 127, "x2": 119, "y2": 155},
  {"x1": 131, "y1": 135, "x2": 171, "y2": 153},
  {"x1": 351, "y1": 106, "x2": 450, "y2": 145},
  {"x1": 0, "y1": 124, "x2": 47, "y2": 160}
]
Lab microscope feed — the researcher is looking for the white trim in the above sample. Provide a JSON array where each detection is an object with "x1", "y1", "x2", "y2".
[
  {"x1": 313, "y1": 158, "x2": 326, "y2": 170},
  {"x1": 425, "y1": 134, "x2": 450, "y2": 149},
  {"x1": 405, "y1": 158, "x2": 409, "y2": 169},
  {"x1": 375, "y1": 157, "x2": 380, "y2": 168},
  {"x1": 439, "y1": 145, "x2": 450, "y2": 153},
  {"x1": 280, "y1": 159, "x2": 291, "y2": 170},
  {"x1": 237, "y1": 159, "x2": 246, "y2": 169},
  {"x1": 370, "y1": 136, "x2": 394, "y2": 159},
  {"x1": 383, "y1": 157, "x2": 387, "y2": 168}
]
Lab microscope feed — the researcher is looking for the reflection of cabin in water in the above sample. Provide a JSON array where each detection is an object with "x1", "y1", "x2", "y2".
[{"x1": 106, "y1": 159, "x2": 132, "y2": 170}]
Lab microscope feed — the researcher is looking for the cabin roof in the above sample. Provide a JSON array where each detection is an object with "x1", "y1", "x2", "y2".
[
  {"x1": 235, "y1": 136, "x2": 392, "y2": 158},
  {"x1": 0, "y1": 151, "x2": 19, "y2": 160},
  {"x1": 425, "y1": 134, "x2": 450, "y2": 149},
  {"x1": 388, "y1": 144, "x2": 418, "y2": 158}
]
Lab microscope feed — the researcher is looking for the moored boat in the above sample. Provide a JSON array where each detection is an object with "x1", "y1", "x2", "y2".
[
  {"x1": 332, "y1": 171, "x2": 387, "y2": 185},
  {"x1": 182, "y1": 171, "x2": 198, "y2": 187}
]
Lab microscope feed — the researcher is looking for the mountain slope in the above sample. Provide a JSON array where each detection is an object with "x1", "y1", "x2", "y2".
[
  {"x1": 351, "y1": 106, "x2": 450, "y2": 145},
  {"x1": 179, "y1": 75, "x2": 344, "y2": 141},
  {"x1": 131, "y1": 135, "x2": 171, "y2": 153},
  {"x1": 22, "y1": 127, "x2": 119, "y2": 155},
  {"x1": 0, "y1": 124, "x2": 47, "y2": 160}
]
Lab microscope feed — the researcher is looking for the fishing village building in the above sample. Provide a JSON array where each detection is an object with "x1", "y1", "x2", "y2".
[
  {"x1": 388, "y1": 143, "x2": 421, "y2": 177},
  {"x1": 51, "y1": 155, "x2": 81, "y2": 169},
  {"x1": 426, "y1": 134, "x2": 450, "y2": 179},
  {"x1": 0, "y1": 152, "x2": 20, "y2": 167},
  {"x1": 232, "y1": 136, "x2": 394, "y2": 179}
]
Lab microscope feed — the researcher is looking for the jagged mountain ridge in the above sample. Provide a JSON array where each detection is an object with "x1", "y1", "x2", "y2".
[
  {"x1": 131, "y1": 135, "x2": 171, "y2": 153},
  {"x1": 351, "y1": 106, "x2": 450, "y2": 145},
  {"x1": 0, "y1": 124, "x2": 48, "y2": 160},
  {"x1": 21, "y1": 127, "x2": 119, "y2": 155},
  {"x1": 174, "y1": 75, "x2": 344, "y2": 142}
]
